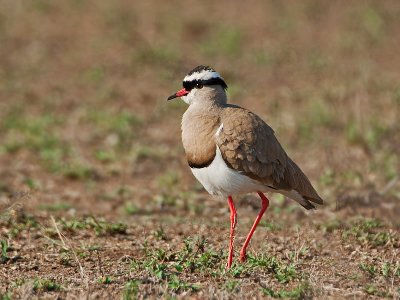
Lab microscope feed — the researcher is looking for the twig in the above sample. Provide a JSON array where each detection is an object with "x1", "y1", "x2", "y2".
[
  {"x1": 41, "y1": 234, "x2": 69, "y2": 251},
  {"x1": 51, "y1": 216, "x2": 67, "y2": 248},
  {"x1": 50, "y1": 215, "x2": 88, "y2": 290},
  {"x1": 380, "y1": 175, "x2": 398, "y2": 196},
  {"x1": 97, "y1": 251, "x2": 104, "y2": 277}
]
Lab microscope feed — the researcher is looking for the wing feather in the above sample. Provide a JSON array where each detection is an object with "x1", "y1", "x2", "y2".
[{"x1": 217, "y1": 106, "x2": 323, "y2": 208}]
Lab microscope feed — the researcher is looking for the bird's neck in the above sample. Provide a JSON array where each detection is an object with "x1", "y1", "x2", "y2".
[{"x1": 194, "y1": 86, "x2": 227, "y2": 107}]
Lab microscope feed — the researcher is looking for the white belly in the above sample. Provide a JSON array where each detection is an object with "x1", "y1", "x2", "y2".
[{"x1": 190, "y1": 146, "x2": 269, "y2": 196}]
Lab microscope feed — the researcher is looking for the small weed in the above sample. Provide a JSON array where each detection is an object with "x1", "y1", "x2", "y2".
[
  {"x1": 131, "y1": 145, "x2": 168, "y2": 162},
  {"x1": 361, "y1": 6, "x2": 384, "y2": 43},
  {"x1": 131, "y1": 237, "x2": 223, "y2": 289},
  {"x1": 342, "y1": 218, "x2": 395, "y2": 247},
  {"x1": 319, "y1": 219, "x2": 342, "y2": 233},
  {"x1": 23, "y1": 177, "x2": 40, "y2": 189},
  {"x1": 319, "y1": 169, "x2": 335, "y2": 186},
  {"x1": 371, "y1": 153, "x2": 398, "y2": 181},
  {"x1": 247, "y1": 254, "x2": 298, "y2": 283},
  {"x1": 0, "y1": 292, "x2": 12, "y2": 300},
  {"x1": 155, "y1": 193, "x2": 177, "y2": 208},
  {"x1": 38, "y1": 202, "x2": 72, "y2": 212},
  {"x1": 62, "y1": 162, "x2": 96, "y2": 181},
  {"x1": 60, "y1": 217, "x2": 127, "y2": 236},
  {"x1": 10, "y1": 278, "x2": 25, "y2": 288},
  {"x1": 307, "y1": 49, "x2": 329, "y2": 71},
  {"x1": 33, "y1": 278, "x2": 62, "y2": 292},
  {"x1": 0, "y1": 113, "x2": 71, "y2": 172},
  {"x1": 262, "y1": 282, "x2": 311, "y2": 299},
  {"x1": 4, "y1": 213, "x2": 39, "y2": 237},
  {"x1": 228, "y1": 264, "x2": 247, "y2": 278},
  {"x1": 77, "y1": 249, "x2": 89, "y2": 259},
  {"x1": 346, "y1": 119, "x2": 388, "y2": 151},
  {"x1": 152, "y1": 226, "x2": 168, "y2": 241},
  {"x1": 87, "y1": 110, "x2": 142, "y2": 150},
  {"x1": 298, "y1": 99, "x2": 333, "y2": 142},
  {"x1": 364, "y1": 285, "x2": 390, "y2": 297},
  {"x1": 91, "y1": 218, "x2": 127, "y2": 236},
  {"x1": 100, "y1": 186, "x2": 134, "y2": 202},
  {"x1": 97, "y1": 276, "x2": 113, "y2": 284},
  {"x1": 123, "y1": 202, "x2": 139, "y2": 215},
  {"x1": 94, "y1": 149, "x2": 116, "y2": 163},
  {"x1": 347, "y1": 272, "x2": 362, "y2": 281},
  {"x1": 381, "y1": 262, "x2": 390, "y2": 277},
  {"x1": 260, "y1": 220, "x2": 282, "y2": 231},
  {"x1": 123, "y1": 280, "x2": 139, "y2": 300},
  {"x1": 225, "y1": 280, "x2": 239, "y2": 292},
  {"x1": 86, "y1": 245, "x2": 102, "y2": 251},
  {"x1": 60, "y1": 219, "x2": 88, "y2": 232},
  {"x1": 361, "y1": 261, "x2": 400, "y2": 278},
  {"x1": 167, "y1": 275, "x2": 199, "y2": 292},
  {"x1": 147, "y1": 261, "x2": 168, "y2": 280},
  {"x1": 0, "y1": 240, "x2": 9, "y2": 263},
  {"x1": 59, "y1": 251, "x2": 72, "y2": 266},
  {"x1": 157, "y1": 171, "x2": 180, "y2": 191},
  {"x1": 360, "y1": 263, "x2": 377, "y2": 277},
  {"x1": 82, "y1": 65, "x2": 106, "y2": 85}
]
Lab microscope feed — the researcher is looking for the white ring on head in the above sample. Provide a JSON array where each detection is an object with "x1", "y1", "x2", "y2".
[{"x1": 184, "y1": 70, "x2": 222, "y2": 82}]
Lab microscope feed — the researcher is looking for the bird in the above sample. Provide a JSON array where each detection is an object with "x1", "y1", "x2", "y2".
[{"x1": 167, "y1": 65, "x2": 323, "y2": 268}]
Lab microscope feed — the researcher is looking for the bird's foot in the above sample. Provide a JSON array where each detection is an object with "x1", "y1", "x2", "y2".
[
  {"x1": 226, "y1": 260, "x2": 232, "y2": 269},
  {"x1": 239, "y1": 250, "x2": 247, "y2": 262}
]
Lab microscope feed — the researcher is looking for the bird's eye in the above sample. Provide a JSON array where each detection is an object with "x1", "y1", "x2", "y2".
[{"x1": 195, "y1": 83, "x2": 203, "y2": 89}]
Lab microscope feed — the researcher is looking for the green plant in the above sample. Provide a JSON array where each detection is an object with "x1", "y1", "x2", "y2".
[
  {"x1": 60, "y1": 217, "x2": 127, "y2": 236},
  {"x1": 0, "y1": 240, "x2": 9, "y2": 263},
  {"x1": 97, "y1": 276, "x2": 113, "y2": 284},
  {"x1": 123, "y1": 202, "x2": 139, "y2": 215},
  {"x1": 261, "y1": 220, "x2": 282, "y2": 231},
  {"x1": 94, "y1": 149, "x2": 116, "y2": 163},
  {"x1": 342, "y1": 218, "x2": 395, "y2": 247},
  {"x1": 247, "y1": 254, "x2": 298, "y2": 283},
  {"x1": 1, "y1": 292, "x2": 12, "y2": 300},
  {"x1": 361, "y1": 6, "x2": 384, "y2": 42},
  {"x1": 33, "y1": 278, "x2": 62, "y2": 292},
  {"x1": 262, "y1": 282, "x2": 311, "y2": 299},
  {"x1": 364, "y1": 285, "x2": 390, "y2": 297},
  {"x1": 360, "y1": 263, "x2": 377, "y2": 277},
  {"x1": 225, "y1": 280, "x2": 239, "y2": 292},
  {"x1": 38, "y1": 202, "x2": 72, "y2": 212},
  {"x1": 123, "y1": 280, "x2": 139, "y2": 300},
  {"x1": 152, "y1": 226, "x2": 167, "y2": 241},
  {"x1": 167, "y1": 275, "x2": 199, "y2": 292}
]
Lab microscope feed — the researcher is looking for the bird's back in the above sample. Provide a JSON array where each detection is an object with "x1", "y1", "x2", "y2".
[{"x1": 217, "y1": 105, "x2": 323, "y2": 208}]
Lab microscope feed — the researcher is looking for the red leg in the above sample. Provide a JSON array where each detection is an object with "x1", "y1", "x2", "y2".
[
  {"x1": 239, "y1": 192, "x2": 269, "y2": 262},
  {"x1": 226, "y1": 196, "x2": 237, "y2": 268}
]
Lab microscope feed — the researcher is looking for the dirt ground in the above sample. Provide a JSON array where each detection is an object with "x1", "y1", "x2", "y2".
[{"x1": 0, "y1": 1, "x2": 399, "y2": 299}]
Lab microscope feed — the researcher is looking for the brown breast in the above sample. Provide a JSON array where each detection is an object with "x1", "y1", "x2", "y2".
[{"x1": 181, "y1": 106, "x2": 221, "y2": 168}]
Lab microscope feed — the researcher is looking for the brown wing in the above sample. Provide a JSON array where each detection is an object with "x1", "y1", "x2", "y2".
[{"x1": 217, "y1": 106, "x2": 323, "y2": 209}]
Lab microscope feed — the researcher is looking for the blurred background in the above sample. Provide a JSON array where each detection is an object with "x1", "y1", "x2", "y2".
[
  {"x1": 0, "y1": 0, "x2": 399, "y2": 298},
  {"x1": 0, "y1": 0, "x2": 398, "y2": 215}
]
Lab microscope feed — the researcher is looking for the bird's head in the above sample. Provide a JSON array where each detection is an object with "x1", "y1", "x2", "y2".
[{"x1": 167, "y1": 65, "x2": 228, "y2": 105}]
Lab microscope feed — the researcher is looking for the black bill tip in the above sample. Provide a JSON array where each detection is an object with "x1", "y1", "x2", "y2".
[{"x1": 167, "y1": 94, "x2": 177, "y2": 101}]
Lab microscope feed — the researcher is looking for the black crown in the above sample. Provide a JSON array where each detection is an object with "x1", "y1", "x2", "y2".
[{"x1": 187, "y1": 65, "x2": 216, "y2": 75}]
